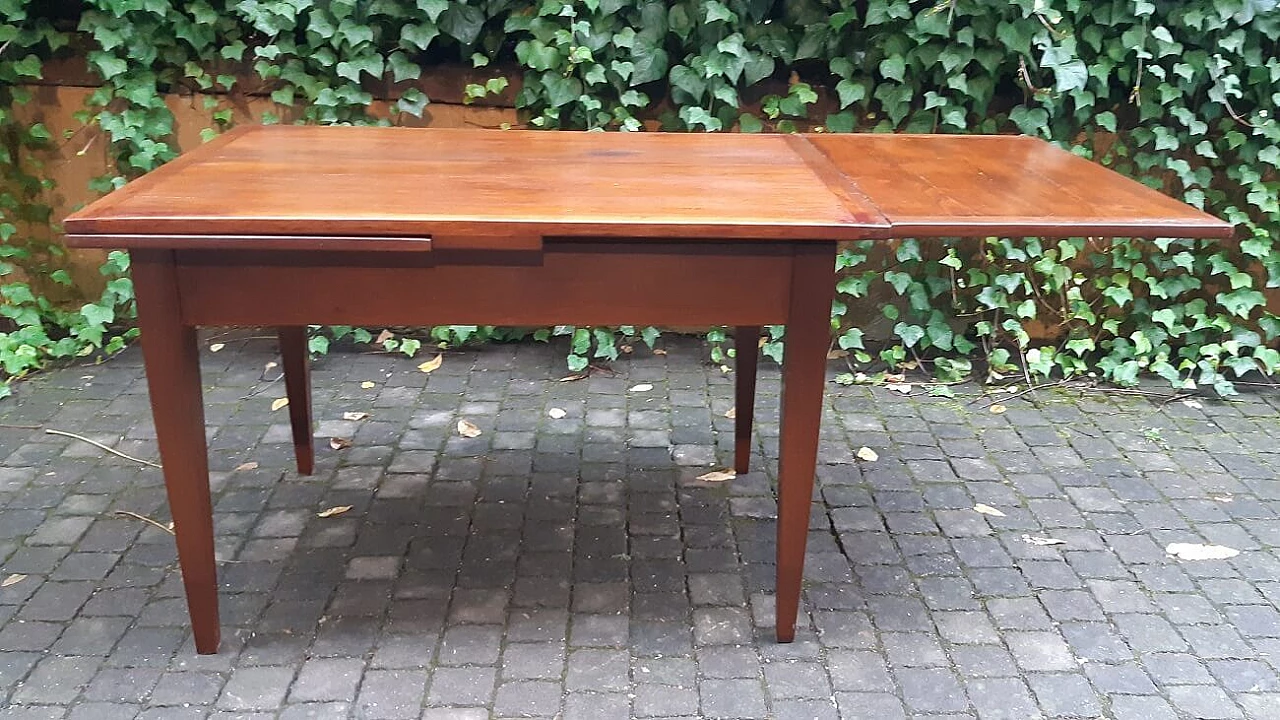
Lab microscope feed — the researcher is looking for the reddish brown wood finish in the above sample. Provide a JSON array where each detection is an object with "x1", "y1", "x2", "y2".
[
  {"x1": 774, "y1": 244, "x2": 837, "y2": 643},
  {"x1": 803, "y1": 134, "x2": 1234, "y2": 239},
  {"x1": 172, "y1": 245, "x2": 794, "y2": 327},
  {"x1": 733, "y1": 326, "x2": 760, "y2": 474},
  {"x1": 62, "y1": 126, "x2": 887, "y2": 243},
  {"x1": 62, "y1": 127, "x2": 1232, "y2": 247},
  {"x1": 277, "y1": 327, "x2": 314, "y2": 476},
  {"x1": 131, "y1": 249, "x2": 220, "y2": 654},
  {"x1": 61, "y1": 127, "x2": 1234, "y2": 653}
]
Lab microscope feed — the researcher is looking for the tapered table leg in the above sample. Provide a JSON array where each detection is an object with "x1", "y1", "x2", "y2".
[
  {"x1": 733, "y1": 326, "x2": 760, "y2": 474},
  {"x1": 277, "y1": 326, "x2": 314, "y2": 475},
  {"x1": 132, "y1": 250, "x2": 220, "y2": 654},
  {"x1": 775, "y1": 243, "x2": 835, "y2": 643}
]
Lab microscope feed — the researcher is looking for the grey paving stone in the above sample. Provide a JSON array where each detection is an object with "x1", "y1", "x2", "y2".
[
  {"x1": 700, "y1": 678, "x2": 769, "y2": 719},
  {"x1": 493, "y1": 679, "x2": 562, "y2": 716},
  {"x1": 501, "y1": 641, "x2": 565, "y2": 680},
  {"x1": 894, "y1": 667, "x2": 968, "y2": 713},
  {"x1": 562, "y1": 692, "x2": 630, "y2": 720},
  {"x1": 833, "y1": 691, "x2": 907, "y2": 720},
  {"x1": 963, "y1": 677, "x2": 1041, "y2": 720},
  {"x1": 150, "y1": 670, "x2": 225, "y2": 706},
  {"x1": 1028, "y1": 673, "x2": 1103, "y2": 717},
  {"x1": 634, "y1": 683, "x2": 699, "y2": 716},
  {"x1": 693, "y1": 607, "x2": 753, "y2": 645},
  {"x1": 426, "y1": 666, "x2": 496, "y2": 706},
  {"x1": 278, "y1": 703, "x2": 350, "y2": 719},
  {"x1": 10, "y1": 655, "x2": 100, "y2": 705},
  {"x1": 354, "y1": 669, "x2": 426, "y2": 719},
  {"x1": 215, "y1": 665, "x2": 296, "y2": 711},
  {"x1": 1005, "y1": 632, "x2": 1080, "y2": 671},
  {"x1": 1165, "y1": 685, "x2": 1244, "y2": 719},
  {"x1": 82, "y1": 667, "x2": 162, "y2": 703},
  {"x1": 763, "y1": 660, "x2": 832, "y2": 699},
  {"x1": 5, "y1": 337, "x2": 1280, "y2": 719},
  {"x1": 697, "y1": 645, "x2": 761, "y2": 679},
  {"x1": 438, "y1": 625, "x2": 503, "y2": 666},
  {"x1": 565, "y1": 613, "x2": 626, "y2": 648},
  {"x1": 288, "y1": 657, "x2": 364, "y2": 702},
  {"x1": 566, "y1": 648, "x2": 629, "y2": 692}
]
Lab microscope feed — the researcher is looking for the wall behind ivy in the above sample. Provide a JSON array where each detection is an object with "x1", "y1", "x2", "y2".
[{"x1": 1, "y1": 0, "x2": 1278, "y2": 394}]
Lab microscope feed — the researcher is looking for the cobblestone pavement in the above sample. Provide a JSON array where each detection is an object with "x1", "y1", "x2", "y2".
[{"x1": 1, "y1": 334, "x2": 1279, "y2": 720}]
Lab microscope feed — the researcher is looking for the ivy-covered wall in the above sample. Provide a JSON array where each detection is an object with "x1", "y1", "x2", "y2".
[{"x1": 0, "y1": 0, "x2": 1278, "y2": 396}]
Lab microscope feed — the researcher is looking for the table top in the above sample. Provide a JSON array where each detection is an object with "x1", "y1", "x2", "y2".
[{"x1": 64, "y1": 125, "x2": 1232, "y2": 249}]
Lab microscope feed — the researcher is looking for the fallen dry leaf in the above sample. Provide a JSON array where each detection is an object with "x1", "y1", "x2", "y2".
[
  {"x1": 374, "y1": 329, "x2": 395, "y2": 345},
  {"x1": 328, "y1": 437, "x2": 352, "y2": 450},
  {"x1": 724, "y1": 407, "x2": 736, "y2": 419},
  {"x1": 884, "y1": 373, "x2": 906, "y2": 383},
  {"x1": 697, "y1": 469, "x2": 736, "y2": 483},
  {"x1": 316, "y1": 505, "x2": 352, "y2": 518},
  {"x1": 548, "y1": 408, "x2": 567, "y2": 419},
  {"x1": 265, "y1": 361, "x2": 278, "y2": 371},
  {"x1": 1, "y1": 573, "x2": 27, "y2": 588},
  {"x1": 629, "y1": 383, "x2": 654, "y2": 393},
  {"x1": 620, "y1": 344, "x2": 633, "y2": 354},
  {"x1": 360, "y1": 381, "x2": 375, "y2": 389},
  {"x1": 886, "y1": 383, "x2": 913, "y2": 395},
  {"x1": 826, "y1": 349, "x2": 848, "y2": 360},
  {"x1": 234, "y1": 461, "x2": 259, "y2": 472},
  {"x1": 974, "y1": 503, "x2": 1007, "y2": 517},
  {"x1": 342, "y1": 411, "x2": 370, "y2": 421},
  {"x1": 1166, "y1": 543, "x2": 1240, "y2": 560},
  {"x1": 652, "y1": 348, "x2": 668, "y2": 356},
  {"x1": 457, "y1": 419, "x2": 482, "y2": 438},
  {"x1": 209, "y1": 343, "x2": 225, "y2": 353},
  {"x1": 1022, "y1": 534, "x2": 1066, "y2": 546},
  {"x1": 856, "y1": 446, "x2": 879, "y2": 462},
  {"x1": 417, "y1": 354, "x2": 443, "y2": 373},
  {"x1": 558, "y1": 372, "x2": 589, "y2": 382},
  {"x1": 989, "y1": 404, "x2": 1008, "y2": 414},
  {"x1": 270, "y1": 397, "x2": 289, "y2": 412}
]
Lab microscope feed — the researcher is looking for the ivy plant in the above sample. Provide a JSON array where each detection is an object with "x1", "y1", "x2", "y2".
[{"x1": 2, "y1": 0, "x2": 1278, "y2": 396}]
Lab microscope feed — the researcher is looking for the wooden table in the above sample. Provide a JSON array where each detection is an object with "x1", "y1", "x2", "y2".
[{"x1": 64, "y1": 126, "x2": 1231, "y2": 654}]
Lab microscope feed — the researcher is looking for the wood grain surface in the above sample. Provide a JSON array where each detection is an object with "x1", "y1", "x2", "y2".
[
  {"x1": 63, "y1": 126, "x2": 887, "y2": 244},
  {"x1": 803, "y1": 133, "x2": 1234, "y2": 239},
  {"x1": 63, "y1": 126, "x2": 1233, "y2": 250}
]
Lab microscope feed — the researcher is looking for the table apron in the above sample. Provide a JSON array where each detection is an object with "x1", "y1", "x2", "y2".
[{"x1": 173, "y1": 243, "x2": 798, "y2": 327}]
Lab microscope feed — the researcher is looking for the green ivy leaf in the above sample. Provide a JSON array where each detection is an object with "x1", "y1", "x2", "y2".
[
  {"x1": 630, "y1": 39, "x2": 668, "y2": 85},
  {"x1": 894, "y1": 322, "x2": 924, "y2": 348},
  {"x1": 417, "y1": 0, "x2": 449, "y2": 22},
  {"x1": 879, "y1": 55, "x2": 906, "y2": 82},
  {"x1": 79, "y1": 303, "x2": 114, "y2": 327},
  {"x1": 401, "y1": 23, "x2": 439, "y2": 51},
  {"x1": 439, "y1": 4, "x2": 485, "y2": 45},
  {"x1": 669, "y1": 65, "x2": 706, "y2": 100},
  {"x1": 336, "y1": 54, "x2": 384, "y2": 82},
  {"x1": 308, "y1": 335, "x2": 330, "y2": 354},
  {"x1": 388, "y1": 51, "x2": 421, "y2": 82}
]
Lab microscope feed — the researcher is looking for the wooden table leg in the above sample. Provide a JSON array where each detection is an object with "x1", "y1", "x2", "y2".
[
  {"x1": 277, "y1": 326, "x2": 314, "y2": 476},
  {"x1": 733, "y1": 326, "x2": 760, "y2": 474},
  {"x1": 775, "y1": 243, "x2": 835, "y2": 643},
  {"x1": 132, "y1": 250, "x2": 220, "y2": 654}
]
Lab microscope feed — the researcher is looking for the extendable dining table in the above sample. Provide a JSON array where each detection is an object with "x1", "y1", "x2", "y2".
[{"x1": 63, "y1": 126, "x2": 1232, "y2": 653}]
